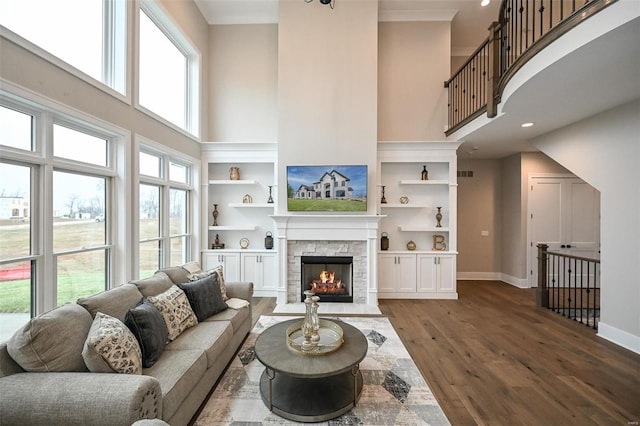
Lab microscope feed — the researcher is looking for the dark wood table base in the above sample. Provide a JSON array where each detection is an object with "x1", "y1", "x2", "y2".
[{"x1": 259, "y1": 366, "x2": 364, "y2": 422}]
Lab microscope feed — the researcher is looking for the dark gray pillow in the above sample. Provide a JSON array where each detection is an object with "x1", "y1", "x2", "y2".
[
  {"x1": 177, "y1": 273, "x2": 227, "y2": 321},
  {"x1": 124, "y1": 301, "x2": 168, "y2": 368}
]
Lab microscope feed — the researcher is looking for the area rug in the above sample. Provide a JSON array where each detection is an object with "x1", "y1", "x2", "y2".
[{"x1": 194, "y1": 316, "x2": 451, "y2": 425}]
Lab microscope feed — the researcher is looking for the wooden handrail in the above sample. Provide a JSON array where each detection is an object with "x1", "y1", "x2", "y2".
[{"x1": 445, "y1": 0, "x2": 618, "y2": 136}]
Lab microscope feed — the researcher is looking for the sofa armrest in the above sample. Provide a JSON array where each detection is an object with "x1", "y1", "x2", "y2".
[
  {"x1": 0, "y1": 372, "x2": 162, "y2": 426},
  {"x1": 225, "y1": 281, "x2": 253, "y2": 301}
]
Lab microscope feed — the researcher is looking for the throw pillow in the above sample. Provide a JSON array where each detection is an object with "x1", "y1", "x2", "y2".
[
  {"x1": 77, "y1": 283, "x2": 143, "y2": 322},
  {"x1": 177, "y1": 273, "x2": 228, "y2": 321},
  {"x1": 82, "y1": 312, "x2": 143, "y2": 374},
  {"x1": 147, "y1": 285, "x2": 198, "y2": 341},
  {"x1": 7, "y1": 303, "x2": 92, "y2": 372},
  {"x1": 211, "y1": 265, "x2": 228, "y2": 301},
  {"x1": 130, "y1": 271, "x2": 174, "y2": 298},
  {"x1": 181, "y1": 261, "x2": 202, "y2": 274},
  {"x1": 124, "y1": 301, "x2": 168, "y2": 368},
  {"x1": 187, "y1": 265, "x2": 227, "y2": 301}
]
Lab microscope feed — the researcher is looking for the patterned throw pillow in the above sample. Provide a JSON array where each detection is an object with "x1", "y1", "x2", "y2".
[
  {"x1": 147, "y1": 285, "x2": 198, "y2": 341},
  {"x1": 82, "y1": 312, "x2": 143, "y2": 374}
]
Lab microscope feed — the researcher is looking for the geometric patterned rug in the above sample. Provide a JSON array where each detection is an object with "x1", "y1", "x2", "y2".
[{"x1": 194, "y1": 316, "x2": 451, "y2": 425}]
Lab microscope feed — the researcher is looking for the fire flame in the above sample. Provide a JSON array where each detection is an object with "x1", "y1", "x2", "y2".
[{"x1": 319, "y1": 270, "x2": 335, "y2": 283}]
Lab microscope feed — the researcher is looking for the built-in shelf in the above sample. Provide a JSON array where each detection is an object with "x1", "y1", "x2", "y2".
[
  {"x1": 399, "y1": 179, "x2": 449, "y2": 185},
  {"x1": 398, "y1": 225, "x2": 449, "y2": 232},
  {"x1": 208, "y1": 179, "x2": 258, "y2": 185},
  {"x1": 380, "y1": 204, "x2": 429, "y2": 208},
  {"x1": 228, "y1": 203, "x2": 275, "y2": 208},
  {"x1": 208, "y1": 225, "x2": 258, "y2": 231}
]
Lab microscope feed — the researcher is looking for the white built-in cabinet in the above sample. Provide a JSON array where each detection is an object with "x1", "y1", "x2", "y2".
[
  {"x1": 377, "y1": 142, "x2": 460, "y2": 299},
  {"x1": 200, "y1": 143, "x2": 278, "y2": 296}
]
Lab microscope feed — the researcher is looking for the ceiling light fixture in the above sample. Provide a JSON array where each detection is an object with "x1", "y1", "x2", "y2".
[
  {"x1": 480, "y1": 0, "x2": 490, "y2": 6},
  {"x1": 521, "y1": 122, "x2": 534, "y2": 128},
  {"x1": 305, "y1": 0, "x2": 335, "y2": 9}
]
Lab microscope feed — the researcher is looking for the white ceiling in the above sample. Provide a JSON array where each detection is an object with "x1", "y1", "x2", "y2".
[{"x1": 193, "y1": 0, "x2": 501, "y2": 55}]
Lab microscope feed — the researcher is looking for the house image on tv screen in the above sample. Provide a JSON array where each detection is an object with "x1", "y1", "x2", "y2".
[{"x1": 294, "y1": 169, "x2": 353, "y2": 200}]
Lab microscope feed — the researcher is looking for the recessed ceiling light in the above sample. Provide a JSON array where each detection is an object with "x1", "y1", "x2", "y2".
[
  {"x1": 521, "y1": 122, "x2": 534, "y2": 128},
  {"x1": 480, "y1": 0, "x2": 490, "y2": 6}
]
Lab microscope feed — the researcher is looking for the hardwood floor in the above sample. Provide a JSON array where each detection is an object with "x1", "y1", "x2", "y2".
[{"x1": 251, "y1": 281, "x2": 640, "y2": 425}]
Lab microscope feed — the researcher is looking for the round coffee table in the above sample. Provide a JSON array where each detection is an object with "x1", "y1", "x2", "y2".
[{"x1": 254, "y1": 318, "x2": 368, "y2": 422}]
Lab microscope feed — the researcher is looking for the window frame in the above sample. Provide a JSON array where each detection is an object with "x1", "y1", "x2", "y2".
[
  {"x1": 135, "y1": 137, "x2": 197, "y2": 279},
  {"x1": 0, "y1": 0, "x2": 129, "y2": 101},
  {"x1": 0, "y1": 82, "x2": 130, "y2": 318},
  {"x1": 135, "y1": 0, "x2": 201, "y2": 139}
]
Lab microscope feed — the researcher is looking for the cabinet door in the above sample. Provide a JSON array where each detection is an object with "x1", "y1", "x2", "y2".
[
  {"x1": 436, "y1": 255, "x2": 456, "y2": 293},
  {"x1": 201, "y1": 252, "x2": 241, "y2": 282},
  {"x1": 378, "y1": 255, "x2": 398, "y2": 293},
  {"x1": 417, "y1": 255, "x2": 437, "y2": 292},
  {"x1": 260, "y1": 253, "x2": 277, "y2": 290},
  {"x1": 241, "y1": 254, "x2": 261, "y2": 288},
  {"x1": 396, "y1": 255, "x2": 417, "y2": 292}
]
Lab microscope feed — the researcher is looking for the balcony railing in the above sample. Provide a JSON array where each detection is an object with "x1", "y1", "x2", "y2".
[
  {"x1": 536, "y1": 244, "x2": 600, "y2": 329},
  {"x1": 445, "y1": 0, "x2": 617, "y2": 135}
]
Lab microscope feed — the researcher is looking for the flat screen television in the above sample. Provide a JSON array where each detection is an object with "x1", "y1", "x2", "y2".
[{"x1": 287, "y1": 165, "x2": 367, "y2": 212}]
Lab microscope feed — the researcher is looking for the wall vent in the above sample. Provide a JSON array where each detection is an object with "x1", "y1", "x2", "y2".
[{"x1": 457, "y1": 170, "x2": 474, "y2": 178}]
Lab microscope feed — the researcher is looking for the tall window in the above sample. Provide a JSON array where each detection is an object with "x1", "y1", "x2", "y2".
[
  {"x1": 138, "y1": 149, "x2": 193, "y2": 278},
  {"x1": 138, "y1": 1, "x2": 200, "y2": 136},
  {"x1": 0, "y1": 99, "x2": 120, "y2": 341},
  {"x1": 0, "y1": 0, "x2": 127, "y2": 95}
]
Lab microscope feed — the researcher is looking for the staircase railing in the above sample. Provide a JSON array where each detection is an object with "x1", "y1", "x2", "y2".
[
  {"x1": 536, "y1": 243, "x2": 600, "y2": 329},
  {"x1": 445, "y1": 0, "x2": 617, "y2": 135}
]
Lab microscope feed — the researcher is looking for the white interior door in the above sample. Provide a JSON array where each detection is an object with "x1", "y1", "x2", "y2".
[{"x1": 528, "y1": 176, "x2": 600, "y2": 287}]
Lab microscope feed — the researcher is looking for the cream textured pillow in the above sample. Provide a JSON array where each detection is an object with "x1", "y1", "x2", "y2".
[
  {"x1": 82, "y1": 312, "x2": 143, "y2": 374},
  {"x1": 147, "y1": 285, "x2": 198, "y2": 341}
]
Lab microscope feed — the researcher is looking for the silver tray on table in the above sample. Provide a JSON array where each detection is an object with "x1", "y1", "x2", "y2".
[{"x1": 286, "y1": 319, "x2": 344, "y2": 355}]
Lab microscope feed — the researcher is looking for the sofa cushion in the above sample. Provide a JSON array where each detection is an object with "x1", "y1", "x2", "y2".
[
  {"x1": 130, "y1": 271, "x2": 174, "y2": 298},
  {"x1": 143, "y1": 349, "x2": 207, "y2": 421},
  {"x1": 77, "y1": 283, "x2": 143, "y2": 322},
  {"x1": 177, "y1": 273, "x2": 227, "y2": 322},
  {"x1": 147, "y1": 286, "x2": 198, "y2": 341},
  {"x1": 158, "y1": 266, "x2": 190, "y2": 285},
  {"x1": 7, "y1": 303, "x2": 92, "y2": 372},
  {"x1": 204, "y1": 303, "x2": 251, "y2": 334},
  {"x1": 83, "y1": 312, "x2": 143, "y2": 374},
  {"x1": 124, "y1": 301, "x2": 168, "y2": 368},
  {"x1": 165, "y1": 321, "x2": 233, "y2": 369}
]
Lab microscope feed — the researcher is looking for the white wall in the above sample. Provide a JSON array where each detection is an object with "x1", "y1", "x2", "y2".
[
  {"x1": 532, "y1": 99, "x2": 640, "y2": 352},
  {"x1": 277, "y1": 0, "x2": 379, "y2": 214},
  {"x1": 378, "y1": 21, "x2": 451, "y2": 141},
  {"x1": 208, "y1": 24, "x2": 278, "y2": 142}
]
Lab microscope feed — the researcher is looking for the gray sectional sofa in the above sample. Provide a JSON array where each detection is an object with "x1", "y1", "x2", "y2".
[{"x1": 0, "y1": 264, "x2": 253, "y2": 426}]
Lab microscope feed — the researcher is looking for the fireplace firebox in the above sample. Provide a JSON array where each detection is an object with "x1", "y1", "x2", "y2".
[{"x1": 301, "y1": 256, "x2": 353, "y2": 303}]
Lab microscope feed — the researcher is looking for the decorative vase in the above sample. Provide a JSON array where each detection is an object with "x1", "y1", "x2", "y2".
[
  {"x1": 212, "y1": 204, "x2": 219, "y2": 226},
  {"x1": 311, "y1": 295, "x2": 320, "y2": 344},
  {"x1": 229, "y1": 166, "x2": 240, "y2": 180},
  {"x1": 436, "y1": 206, "x2": 443, "y2": 228},
  {"x1": 421, "y1": 165, "x2": 429, "y2": 181},
  {"x1": 380, "y1": 185, "x2": 387, "y2": 204},
  {"x1": 301, "y1": 290, "x2": 317, "y2": 352},
  {"x1": 267, "y1": 185, "x2": 274, "y2": 204}
]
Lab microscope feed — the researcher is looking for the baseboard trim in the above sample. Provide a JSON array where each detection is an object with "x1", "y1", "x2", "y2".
[
  {"x1": 597, "y1": 322, "x2": 640, "y2": 355},
  {"x1": 456, "y1": 272, "x2": 530, "y2": 288}
]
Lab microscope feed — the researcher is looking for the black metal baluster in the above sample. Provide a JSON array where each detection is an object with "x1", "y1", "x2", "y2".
[{"x1": 579, "y1": 259, "x2": 584, "y2": 325}]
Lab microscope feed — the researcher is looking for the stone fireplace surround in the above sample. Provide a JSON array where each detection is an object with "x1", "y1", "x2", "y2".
[{"x1": 271, "y1": 215, "x2": 382, "y2": 307}]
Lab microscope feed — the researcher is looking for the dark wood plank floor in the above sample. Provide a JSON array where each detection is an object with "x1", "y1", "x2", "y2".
[{"x1": 251, "y1": 281, "x2": 640, "y2": 425}]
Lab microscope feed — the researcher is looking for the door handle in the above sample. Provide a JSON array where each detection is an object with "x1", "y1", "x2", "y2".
[{"x1": 566, "y1": 244, "x2": 572, "y2": 248}]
